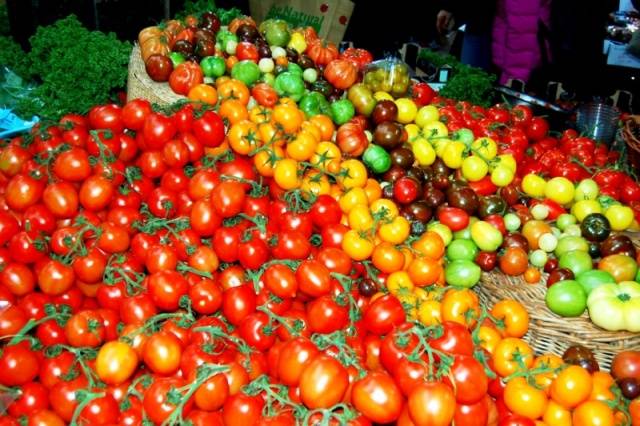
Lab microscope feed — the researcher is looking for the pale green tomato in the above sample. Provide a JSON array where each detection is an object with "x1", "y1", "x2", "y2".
[
  {"x1": 556, "y1": 213, "x2": 577, "y2": 231},
  {"x1": 538, "y1": 233, "x2": 558, "y2": 252},
  {"x1": 555, "y1": 235, "x2": 589, "y2": 257},
  {"x1": 504, "y1": 213, "x2": 521, "y2": 232},
  {"x1": 571, "y1": 200, "x2": 602, "y2": 222},
  {"x1": 415, "y1": 105, "x2": 439, "y2": 127},
  {"x1": 531, "y1": 204, "x2": 550, "y2": 220},
  {"x1": 461, "y1": 156, "x2": 489, "y2": 182},
  {"x1": 453, "y1": 128, "x2": 474, "y2": 145},
  {"x1": 259, "y1": 58, "x2": 275, "y2": 73},
  {"x1": 428, "y1": 222, "x2": 453, "y2": 246},
  {"x1": 496, "y1": 154, "x2": 517, "y2": 172},
  {"x1": 441, "y1": 141, "x2": 466, "y2": 169},
  {"x1": 551, "y1": 227, "x2": 563, "y2": 238},
  {"x1": 587, "y1": 281, "x2": 640, "y2": 332},
  {"x1": 522, "y1": 174, "x2": 546, "y2": 198},
  {"x1": 262, "y1": 72, "x2": 275, "y2": 86},
  {"x1": 247, "y1": 97, "x2": 257, "y2": 110},
  {"x1": 529, "y1": 249, "x2": 548, "y2": 267},
  {"x1": 225, "y1": 39, "x2": 238, "y2": 55},
  {"x1": 471, "y1": 137, "x2": 497, "y2": 159},
  {"x1": 564, "y1": 224, "x2": 582, "y2": 237},
  {"x1": 302, "y1": 68, "x2": 318, "y2": 83},
  {"x1": 470, "y1": 220, "x2": 503, "y2": 252},
  {"x1": 545, "y1": 177, "x2": 575, "y2": 205},
  {"x1": 412, "y1": 138, "x2": 436, "y2": 166},
  {"x1": 271, "y1": 46, "x2": 286, "y2": 58},
  {"x1": 559, "y1": 250, "x2": 593, "y2": 276},
  {"x1": 490, "y1": 165, "x2": 514, "y2": 187},
  {"x1": 605, "y1": 205, "x2": 634, "y2": 231},
  {"x1": 574, "y1": 178, "x2": 599, "y2": 201}
]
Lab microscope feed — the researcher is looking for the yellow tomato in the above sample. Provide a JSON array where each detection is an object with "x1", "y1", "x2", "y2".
[
  {"x1": 339, "y1": 187, "x2": 368, "y2": 213},
  {"x1": 461, "y1": 156, "x2": 489, "y2": 182},
  {"x1": 311, "y1": 141, "x2": 342, "y2": 173},
  {"x1": 369, "y1": 198, "x2": 399, "y2": 219},
  {"x1": 348, "y1": 204, "x2": 375, "y2": 231},
  {"x1": 363, "y1": 178, "x2": 382, "y2": 203},
  {"x1": 342, "y1": 230, "x2": 374, "y2": 261},
  {"x1": 423, "y1": 121, "x2": 449, "y2": 139},
  {"x1": 374, "y1": 91, "x2": 393, "y2": 101},
  {"x1": 405, "y1": 124, "x2": 421, "y2": 142},
  {"x1": 415, "y1": 105, "x2": 439, "y2": 127},
  {"x1": 491, "y1": 165, "x2": 515, "y2": 187},
  {"x1": 338, "y1": 159, "x2": 368, "y2": 189},
  {"x1": 254, "y1": 145, "x2": 284, "y2": 177},
  {"x1": 432, "y1": 138, "x2": 451, "y2": 158},
  {"x1": 441, "y1": 141, "x2": 466, "y2": 169},
  {"x1": 522, "y1": 173, "x2": 547, "y2": 198},
  {"x1": 378, "y1": 216, "x2": 410, "y2": 244},
  {"x1": 412, "y1": 137, "x2": 436, "y2": 166},
  {"x1": 571, "y1": 200, "x2": 602, "y2": 222},
  {"x1": 418, "y1": 300, "x2": 442, "y2": 326},
  {"x1": 300, "y1": 171, "x2": 330, "y2": 196},
  {"x1": 287, "y1": 32, "x2": 307, "y2": 53},
  {"x1": 495, "y1": 154, "x2": 517, "y2": 172},
  {"x1": 386, "y1": 270, "x2": 414, "y2": 295},
  {"x1": 471, "y1": 137, "x2": 498, "y2": 159},
  {"x1": 228, "y1": 120, "x2": 261, "y2": 155},
  {"x1": 504, "y1": 377, "x2": 549, "y2": 420},
  {"x1": 427, "y1": 222, "x2": 452, "y2": 246},
  {"x1": 395, "y1": 98, "x2": 418, "y2": 124},
  {"x1": 286, "y1": 131, "x2": 317, "y2": 161},
  {"x1": 273, "y1": 158, "x2": 301, "y2": 190},
  {"x1": 544, "y1": 177, "x2": 575, "y2": 205}
]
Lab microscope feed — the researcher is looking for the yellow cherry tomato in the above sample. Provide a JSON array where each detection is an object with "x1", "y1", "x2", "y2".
[
  {"x1": 386, "y1": 270, "x2": 414, "y2": 295},
  {"x1": 545, "y1": 177, "x2": 575, "y2": 205},
  {"x1": 369, "y1": 198, "x2": 399, "y2": 219},
  {"x1": 405, "y1": 123, "x2": 421, "y2": 142},
  {"x1": 342, "y1": 230, "x2": 374, "y2": 261},
  {"x1": 378, "y1": 216, "x2": 410, "y2": 244},
  {"x1": 461, "y1": 156, "x2": 489, "y2": 182},
  {"x1": 423, "y1": 121, "x2": 449, "y2": 139},
  {"x1": 441, "y1": 141, "x2": 466, "y2": 169},
  {"x1": 471, "y1": 137, "x2": 498, "y2": 159},
  {"x1": 274, "y1": 158, "x2": 301, "y2": 190},
  {"x1": 605, "y1": 205, "x2": 634, "y2": 231},
  {"x1": 491, "y1": 165, "x2": 515, "y2": 187},
  {"x1": 374, "y1": 91, "x2": 393, "y2": 101},
  {"x1": 571, "y1": 200, "x2": 602, "y2": 222},
  {"x1": 300, "y1": 171, "x2": 330, "y2": 196},
  {"x1": 339, "y1": 159, "x2": 368, "y2": 189},
  {"x1": 504, "y1": 377, "x2": 549, "y2": 420},
  {"x1": 286, "y1": 131, "x2": 317, "y2": 161},
  {"x1": 311, "y1": 141, "x2": 342, "y2": 173},
  {"x1": 348, "y1": 204, "x2": 375, "y2": 231},
  {"x1": 412, "y1": 138, "x2": 436, "y2": 166},
  {"x1": 395, "y1": 98, "x2": 418, "y2": 124},
  {"x1": 287, "y1": 32, "x2": 307, "y2": 53},
  {"x1": 522, "y1": 173, "x2": 547, "y2": 198},
  {"x1": 496, "y1": 154, "x2": 517, "y2": 172},
  {"x1": 339, "y1": 187, "x2": 368, "y2": 213},
  {"x1": 418, "y1": 300, "x2": 442, "y2": 326},
  {"x1": 415, "y1": 105, "x2": 439, "y2": 127},
  {"x1": 432, "y1": 138, "x2": 451, "y2": 157},
  {"x1": 427, "y1": 222, "x2": 452, "y2": 246}
]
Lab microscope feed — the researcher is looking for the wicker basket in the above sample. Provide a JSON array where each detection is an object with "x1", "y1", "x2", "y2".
[
  {"x1": 622, "y1": 115, "x2": 640, "y2": 170},
  {"x1": 127, "y1": 44, "x2": 185, "y2": 105}
]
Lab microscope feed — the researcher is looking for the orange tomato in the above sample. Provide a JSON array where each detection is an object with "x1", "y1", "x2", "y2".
[
  {"x1": 386, "y1": 271, "x2": 414, "y2": 295},
  {"x1": 249, "y1": 105, "x2": 272, "y2": 124},
  {"x1": 418, "y1": 300, "x2": 442, "y2": 326},
  {"x1": 490, "y1": 300, "x2": 529, "y2": 338},
  {"x1": 253, "y1": 145, "x2": 284, "y2": 177},
  {"x1": 258, "y1": 122, "x2": 287, "y2": 147},
  {"x1": 187, "y1": 83, "x2": 218, "y2": 104},
  {"x1": 372, "y1": 242, "x2": 405, "y2": 274},
  {"x1": 217, "y1": 79, "x2": 250, "y2": 104},
  {"x1": 524, "y1": 267, "x2": 542, "y2": 284},
  {"x1": 440, "y1": 288, "x2": 480, "y2": 328},
  {"x1": 412, "y1": 231, "x2": 445, "y2": 260},
  {"x1": 225, "y1": 55, "x2": 239, "y2": 70},
  {"x1": 311, "y1": 141, "x2": 342, "y2": 174},
  {"x1": 300, "y1": 171, "x2": 330, "y2": 196},
  {"x1": 504, "y1": 377, "x2": 548, "y2": 420},
  {"x1": 629, "y1": 399, "x2": 640, "y2": 426},
  {"x1": 286, "y1": 131, "x2": 318, "y2": 161},
  {"x1": 543, "y1": 400, "x2": 572, "y2": 426},
  {"x1": 589, "y1": 372, "x2": 616, "y2": 404},
  {"x1": 572, "y1": 401, "x2": 614, "y2": 426},
  {"x1": 550, "y1": 366, "x2": 593, "y2": 409},
  {"x1": 363, "y1": 179, "x2": 382, "y2": 203},
  {"x1": 532, "y1": 354, "x2": 564, "y2": 391},
  {"x1": 273, "y1": 104, "x2": 303, "y2": 134},
  {"x1": 477, "y1": 325, "x2": 502, "y2": 354},
  {"x1": 522, "y1": 220, "x2": 553, "y2": 250},
  {"x1": 219, "y1": 99, "x2": 249, "y2": 124},
  {"x1": 300, "y1": 121, "x2": 322, "y2": 142},
  {"x1": 228, "y1": 120, "x2": 261, "y2": 155},
  {"x1": 493, "y1": 338, "x2": 534, "y2": 377},
  {"x1": 407, "y1": 257, "x2": 442, "y2": 287},
  {"x1": 309, "y1": 114, "x2": 335, "y2": 141}
]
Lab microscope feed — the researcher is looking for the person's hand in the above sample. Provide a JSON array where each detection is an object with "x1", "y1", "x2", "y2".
[{"x1": 436, "y1": 10, "x2": 454, "y2": 34}]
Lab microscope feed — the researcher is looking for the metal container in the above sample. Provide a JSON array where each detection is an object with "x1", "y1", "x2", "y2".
[{"x1": 576, "y1": 103, "x2": 620, "y2": 144}]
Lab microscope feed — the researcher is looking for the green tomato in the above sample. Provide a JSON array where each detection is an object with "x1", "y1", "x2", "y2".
[
  {"x1": 445, "y1": 260, "x2": 481, "y2": 288},
  {"x1": 576, "y1": 269, "x2": 615, "y2": 295},
  {"x1": 563, "y1": 224, "x2": 582, "y2": 237},
  {"x1": 605, "y1": 205, "x2": 634, "y2": 231},
  {"x1": 428, "y1": 222, "x2": 453, "y2": 246},
  {"x1": 558, "y1": 250, "x2": 593, "y2": 276},
  {"x1": 216, "y1": 30, "x2": 238, "y2": 47},
  {"x1": 587, "y1": 281, "x2": 640, "y2": 332},
  {"x1": 262, "y1": 72, "x2": 276, "y2": 86},
  {"x1": 574, "y1": 179, "x2": 599, "y2": 201},
  {"x1": 299, "y1": 92, "x2": 331, "y2": 118},
  {"x1": 347, "y1": 84, "x2": 376, "y2": 117},
  {"x1": 556, "y1": 213, "x2": 577, "y2": 231},
  {"x1": 274, "y1": 71, "x2": 305, "y2": 101},
  {"x1": 287, "y1": 63, "x2": 303, "y2": 76},
  {"x1": 545, "y1": 280, "x2": 587, "y2": 317},
  {"x1": 453, "y1": 128, "x2": 475, "y2": 145},
  {"x1": 447, "y1": 239, "x2": 479, "y2": 262},
  {"x1": 303, "y1": 68, "x2": 318, "y2": 83},
  {"x1": 452, "y1": 217, "x2": 478, "y2": 240},
  {"x1": 554, "y1": 235, "x2": 589, "y2": 257},
  {"x1": 538, "y1": 233, "x2": 557, "y2": 252},
  {"x1": 362, "y1": 144, "x2": 391, "y2": 174},
  {"x1": 471, "y1": 220, "x2": 503, "y2": 252},
  {"x1": 529, "y1": 249, "x2": 548, "y2": 268},
  {"x1": 330, "y1": 99, "x2": 355, "y2": 125},
  {"x1": 461, "y1": 156, "x2": 489, "y2": 182},
  {"x1": 504, "y1": 213, "x2": 521, "y2": 232},
  {"x1": 262, "y1": 19, "x2": 291, "y2": 47},
  {"x1": 200, "y1": 56, "x2": 226, "y2": 78},
  {"x1": 231, "y1": 60, "x2": 261, "y2": 86},
  {"x1": 168, "y1": 52, "x2": 185, "y2": 67}
]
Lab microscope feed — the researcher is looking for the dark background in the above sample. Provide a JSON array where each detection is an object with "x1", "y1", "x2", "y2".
[{"x1": 4, "y1": 0, "x2": 639, "y2": 109}]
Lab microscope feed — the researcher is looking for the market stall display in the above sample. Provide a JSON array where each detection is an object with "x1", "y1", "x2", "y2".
[{"x1": 1, "y1": 7, "x2": 640, "y2": 426}]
